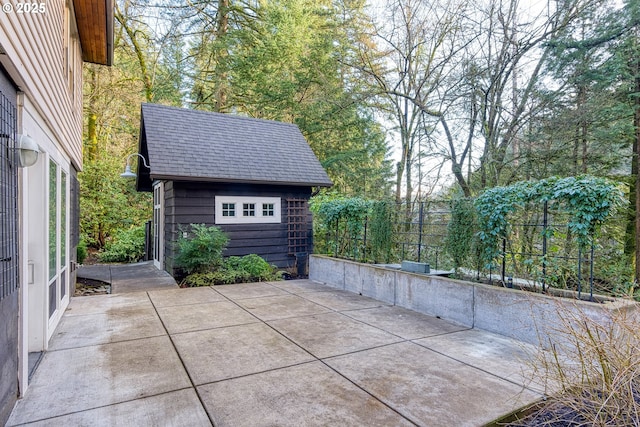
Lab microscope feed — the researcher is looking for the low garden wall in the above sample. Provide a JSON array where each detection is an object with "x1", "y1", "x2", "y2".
[{"x1": 309, "y1": 255, "x2": 638, "y2": 347}]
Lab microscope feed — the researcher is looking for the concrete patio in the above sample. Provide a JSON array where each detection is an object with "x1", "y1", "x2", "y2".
[{"x1": 7, "y1": 279, "x2": 544, "y2": 426}]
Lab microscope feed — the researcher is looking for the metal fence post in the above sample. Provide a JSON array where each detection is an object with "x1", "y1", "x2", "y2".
[
  {"x1": 501, "y1": 238, "x2": 506, "y2": 283},
  {"x1": 589, "y1": 242, "x2": 594, "y2": 301},
  {"x1": 362, "y1": 215, "x2": 368, "y2": 262},
  {"x1": 418, "y1": 202, "x2": 424, "y2": 263},
  {"x1": 542, "y1": 201, "x2": 548, "y2": 293},
  {"x1": 578, "y1": 245, "x2": 583, "y2": 299},
  {"x1": 334, "y1": 219, "x2": 339, "y2": 257}
]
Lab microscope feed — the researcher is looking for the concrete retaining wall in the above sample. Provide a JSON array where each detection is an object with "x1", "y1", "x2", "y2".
[{"x1": 310, "y1": 255, "x2": 638, "y2": 347}]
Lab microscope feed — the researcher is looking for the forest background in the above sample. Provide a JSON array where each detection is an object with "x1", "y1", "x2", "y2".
[{"x1": 81, "y1": 0, "x2": 640, "y2": 284}]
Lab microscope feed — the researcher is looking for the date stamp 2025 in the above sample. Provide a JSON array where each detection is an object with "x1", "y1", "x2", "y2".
[{"x1": 2, "y1": 2, "x2": 47, "y2": 14}]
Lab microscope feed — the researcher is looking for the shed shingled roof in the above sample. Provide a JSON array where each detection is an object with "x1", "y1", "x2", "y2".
[{"x1": 135, "y1": 103, "x2": 333, "y2": 191}]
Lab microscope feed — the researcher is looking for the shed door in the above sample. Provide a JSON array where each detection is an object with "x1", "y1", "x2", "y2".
[{"x1": 152, "y1": 181, "x2": 164, "y2": 270}]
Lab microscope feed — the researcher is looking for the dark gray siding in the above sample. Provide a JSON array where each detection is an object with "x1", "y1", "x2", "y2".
[
  {"x1": 163, "y1": 181, "x2": 313, "y2": 274},
  {"x1": 0, "y1": 66, "x2": 19, "y2": 426}
]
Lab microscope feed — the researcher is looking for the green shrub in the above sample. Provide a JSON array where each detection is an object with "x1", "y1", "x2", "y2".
[
  {"x1": 99, "y1": 225, "x2": 145, "y2": 263},
  {"x1": 368, "y1": 200, "x2": 394, "y2": 263},
  {"x1": 227, "y1": 254, "x2": 274, "y2": 280},
  {"x1": 182, "y1": 270, "x2": 251, "y2": 287},
  {"x1": 77, "y1": 239, "x2": 88, "y2": 264},
  {"x1": 182, "y1": 254, "x2": 282, "y2": 286},
  {"x1": 445, "y1": 198, "x2": 479, "y2": 273},
  {"x1": 174, "y1": 224, "x2": 229, "y2": 274}
]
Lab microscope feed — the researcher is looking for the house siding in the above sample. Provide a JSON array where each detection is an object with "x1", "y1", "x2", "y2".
[
  {"x1": 0, "y1": 0, "x2": 95, "y2": 409},
  {"x1": 0, "y1": 0, "x2": 83, "y2": 169},
  {"x1": 163, "y1": 181, "x2": 313, "y2": 273}
]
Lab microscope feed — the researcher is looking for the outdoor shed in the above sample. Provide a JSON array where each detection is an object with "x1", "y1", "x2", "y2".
[{"x1": 134, "y1": 103, "x2": 333, "y2": 275}]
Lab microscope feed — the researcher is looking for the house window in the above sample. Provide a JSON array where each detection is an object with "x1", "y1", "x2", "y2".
[
  {"x1": 215, "y1": 196, "x2": 281, "y2": 224},
  {"x1": 243, "y1": 203, "x2": 255, "y2": 217},
  {"x1": 64, "y1": 1, "x2": 79, "y2": 100},
  {"x1": 48, "y1": 160, "x2": 69, "y2": 319},
  {"x1": 263, "y1": 203, "x2": 275, "y2": 216},
  {"x1": 222, "y1": 203, "x2": 236, "y2": 217}
]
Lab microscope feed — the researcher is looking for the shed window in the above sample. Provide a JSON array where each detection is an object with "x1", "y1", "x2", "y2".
[
  {"x1": 243, "y1": 203, "x2": 255, "y2": 217},
  {"x1": 263, "y1": 203, "x2": 275, "y2": 216},
  {"x1": 215, "y1": 196, "x2": 281, "y2": 224},
  {"x1": 222, "y1": 203, "x2": 236, "y2": 217}
]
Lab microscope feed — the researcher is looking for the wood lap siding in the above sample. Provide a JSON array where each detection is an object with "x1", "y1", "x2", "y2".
[
  {"x1": 0, "y1": 1, "x2": 83, "y2": 168},
  {"x1": 163, "y1": 181, "x2": 312, "y2": 271}
]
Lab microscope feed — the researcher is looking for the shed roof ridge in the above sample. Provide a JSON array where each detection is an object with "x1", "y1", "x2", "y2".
[{"x1": 141, "y1": 103, "x2": 299, "y2": 129}]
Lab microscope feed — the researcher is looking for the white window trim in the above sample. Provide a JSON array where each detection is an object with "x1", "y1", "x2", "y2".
[{"x1": 215, "y1": 196, "x2": 281, "y2": 224}]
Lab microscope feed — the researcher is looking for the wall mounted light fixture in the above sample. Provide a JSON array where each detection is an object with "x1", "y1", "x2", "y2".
[
  {"x1": 120, "y1": 153, "x2": 149, "y2": 178},
  {"x1": 15, "y1": 134, "x2": 39, "y2": 168}
]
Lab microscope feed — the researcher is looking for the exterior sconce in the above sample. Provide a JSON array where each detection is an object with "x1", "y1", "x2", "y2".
[
  {"x1": 15, "y1": 134, "x2": 40, "y2": 168},
  {"x1": 120, "y1": 153, "x2": 149, "y2": 178}
]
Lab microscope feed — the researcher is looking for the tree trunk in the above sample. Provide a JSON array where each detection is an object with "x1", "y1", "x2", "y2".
[
  {"x1": 395, "y1": 160, "x2": 404, "y2": 204},
  {"x1": 214, "y1": 0, "x2": 230, "y2": 112},
  {"x1": 115, "y1": 2, "x2": 153, "y2": 102},
  {"x1": 86, "y1": 67, "x2": 98, "y2": 161}
]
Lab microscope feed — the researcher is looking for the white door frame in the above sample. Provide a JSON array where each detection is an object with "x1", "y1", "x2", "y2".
[
  {"x1": 153, "y1": 181, "x2": 164, "y2": 270},
  {"x1": 26, "y1": 153, "x2": 46, "y2": 354}
]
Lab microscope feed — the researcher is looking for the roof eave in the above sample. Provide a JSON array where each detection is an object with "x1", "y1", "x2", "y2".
[
  {"x1": 150, "y1": 174, "x2": 333, "y2": 188},
  {"x1": 73, "y1": 0, "x2": 114, "y2": 66}
]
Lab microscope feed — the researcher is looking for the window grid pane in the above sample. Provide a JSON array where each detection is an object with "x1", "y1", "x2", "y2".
[
  {"x1": 243, "y1": 203, "x2": 255, "y2": 217},
  {"x1": 222, "y1": 203, "x2": 235, "y2": 217},
  {"x1": 262, "y1": 203, "x2": 274, "y2": 216}
]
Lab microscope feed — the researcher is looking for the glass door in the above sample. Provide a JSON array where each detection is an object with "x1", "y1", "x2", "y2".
[{"x1": 48, "y1": 160, "x2": 68, "y2": 324}]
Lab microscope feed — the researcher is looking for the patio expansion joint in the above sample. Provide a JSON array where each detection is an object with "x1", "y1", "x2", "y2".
[
  {"x1": 294, "y1": 294, "x2": 391, "y2": 314},
  {"x1": 193, "y1": 360, "x2": 319, "y2": 387},
  {"x1": 212, "y1": 289, "x2": 418, "y2": 423},
  {"x1": 167, "y1": 320, "x2": 261, "y2": 337},
  {"x1": 7, "y1": 388, "x2": 196, "y2": 427},
  {"x1": 410, "y1": 337, "x2": 544, "y2": 396},
  {"x1": 147, "y1": 292, "x2": 216, "y2": 426},
  {"x1": 249, "y1": 308, "x2": 420, "y2": 426},
  {"x1": 316, "y1": 353, "x2": 419, "y2": 426},
  {"x1": 267, "y1": 280, "x2": 339, "y2": 295},
  {"x1": 45, "y1": 332, "x2": 170, "y2": 353},
  {"x1": 336, "y1": 309, "x2": 471, "y2": 342}
]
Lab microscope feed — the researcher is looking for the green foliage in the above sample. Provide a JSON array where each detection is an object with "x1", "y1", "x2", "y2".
[
  {"x1": 182, "y1": 271, "x2": 251, "y2": 287},
  {"x1": 99, "y1": 225, "x2": 146, "y2": 263},
  {"x1": 445, "y1": 198, "x2": 479, "y2": 272},
  {"x1": 182, "y1": 254, "x2": 283, "y2": 286},
  {"x1": 174, "y1": 224, "x2": 229, "y2": 274},
  {"x1": 310, "y1": 195, "x2": 371, "y2": 258},
  {"x1": 225, "y1": 254, "x2": 275, "y2": 281},
  {"x1": 310, "y1": 195, "x2": 371, "y2": 235},
  {"x1": 475, "y1": 176, "x2": 626, "y2": 268},
  {"x1": 79, "y1": 157, "x2": 151, "y2": 248},
  {"x1": 188, "y1": 0, "x2": 393, "y2": 198},
  {"x1": 368, "y1": 200, "x2": 394, "y2": 263},
  {"x1": 77, "y1": 239, "x2": 88, "y2": 264},
  {"x1": 592, "y1": 248, "x2": 637, "y2": 299}
]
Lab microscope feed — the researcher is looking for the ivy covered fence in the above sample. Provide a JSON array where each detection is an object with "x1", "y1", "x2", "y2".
[{"x1": 310, "y1": 176, "x2": 631, "y2": 299}]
